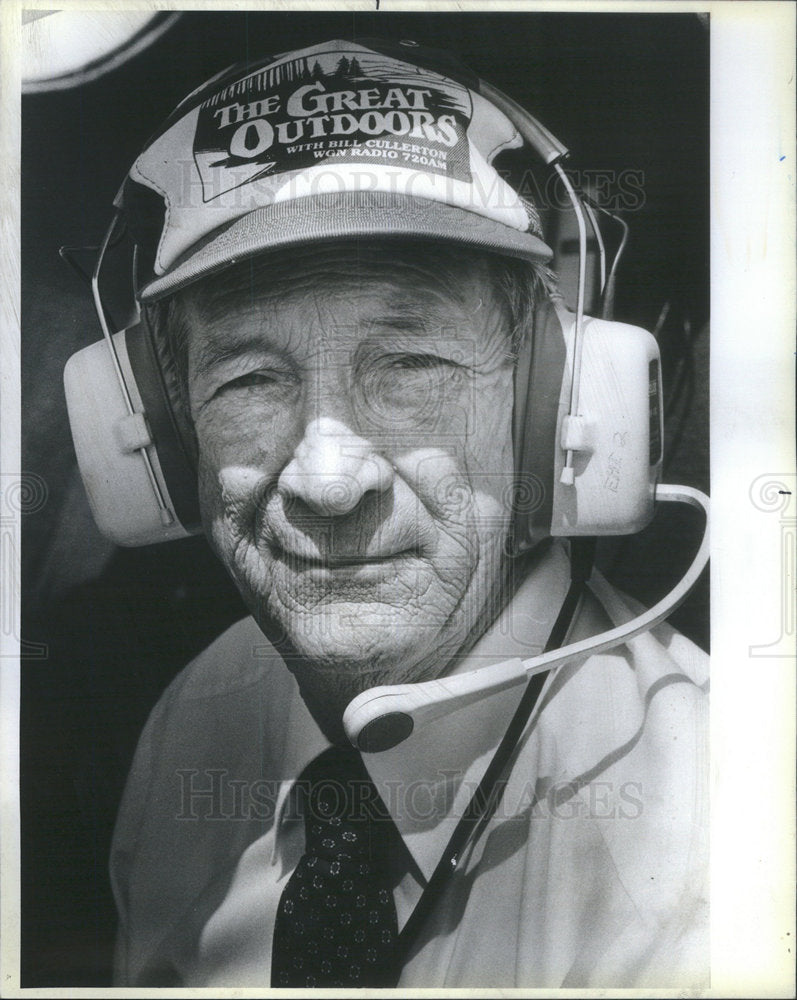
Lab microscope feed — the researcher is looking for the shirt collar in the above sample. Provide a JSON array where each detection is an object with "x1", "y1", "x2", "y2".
[{"x1": 271, "y1": 542, "x2": 571, "y2": 881}]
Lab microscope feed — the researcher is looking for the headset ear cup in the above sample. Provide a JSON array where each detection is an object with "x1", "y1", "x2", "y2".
[
  {"x1": 512, "y1": 302, "x2": 663, "y2": 547},
  {"x1": 64, "y1": 329, "x2": 198, "y2": 546},
  {"x1": 547, "y1": 314, "x2": 661, "y2": 537}
]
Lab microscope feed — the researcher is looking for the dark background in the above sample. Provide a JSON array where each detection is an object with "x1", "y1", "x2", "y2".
[{"x1": 21, "y1": 10, "x2": 709, "y2": 986}]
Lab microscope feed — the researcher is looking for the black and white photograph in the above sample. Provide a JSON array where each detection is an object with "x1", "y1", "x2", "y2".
[{"x1": 4, "y1": 2, "x2": 794, "y2": 994}]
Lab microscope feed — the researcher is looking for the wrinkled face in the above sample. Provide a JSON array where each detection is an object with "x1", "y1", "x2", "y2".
[{"x1": 183, "y1": 244, "x2": 517, "y2": 735}]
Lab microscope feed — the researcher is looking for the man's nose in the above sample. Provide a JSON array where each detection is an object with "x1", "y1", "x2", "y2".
[{"x1": 277, "y1": 417, "x2": 394, "y2": 516}]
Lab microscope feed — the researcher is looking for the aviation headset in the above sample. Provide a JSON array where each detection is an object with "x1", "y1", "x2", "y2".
[
  {"x1": 62, "y1": 37, "x2": 710, "y2": 954},
  {"x1": 64, "y1": 41, "x2": 709, "y2": 726},
  {"x1": 63, "y1": 34, "x2": 708, "y2": 673},
  {"x1": 64, "y1": 36, "x2": 671, "y2": 551}
]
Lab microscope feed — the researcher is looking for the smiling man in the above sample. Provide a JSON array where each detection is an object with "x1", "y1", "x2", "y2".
[
  {"x1": 101, "y1": 39, "x2": 709, "y2": 989},
  {"x1": 175, "y1": 241, "x2": 532, "y2": 738}
]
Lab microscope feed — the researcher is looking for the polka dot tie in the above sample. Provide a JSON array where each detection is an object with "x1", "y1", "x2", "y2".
[{"x1": 270, "y1": 747, "x2": 400, "y2": 989}]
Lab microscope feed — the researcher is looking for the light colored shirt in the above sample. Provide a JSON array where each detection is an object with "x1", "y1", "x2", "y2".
[{"x1": 110, "y1": 543, "x2": 709, "y2": 988}]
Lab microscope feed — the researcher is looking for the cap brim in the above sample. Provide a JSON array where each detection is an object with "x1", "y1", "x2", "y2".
[{"x1": 138, "y1": 191, "x2": 552, "y2": 302}]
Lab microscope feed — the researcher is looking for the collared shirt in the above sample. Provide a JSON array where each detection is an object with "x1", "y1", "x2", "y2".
[{"x1": 110, "y1": 543, "x2": 709, "y2": 988}]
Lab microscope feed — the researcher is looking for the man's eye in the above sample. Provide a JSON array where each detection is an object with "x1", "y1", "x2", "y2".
[
  {"x1": 388, "y1": 354, "x2": 461, "y2": 375},
  {"x1": 219, "y1": 370, "x2": 294, "y2": 392}
]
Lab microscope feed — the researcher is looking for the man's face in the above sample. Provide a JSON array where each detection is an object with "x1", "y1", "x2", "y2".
[{"x1": 183, "y1": 244, "x2": 517, "y2": 734}]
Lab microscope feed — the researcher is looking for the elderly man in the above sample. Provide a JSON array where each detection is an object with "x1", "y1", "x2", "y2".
[{"x1": 88, "y1": 39, "x2": 708, "y2": 989}]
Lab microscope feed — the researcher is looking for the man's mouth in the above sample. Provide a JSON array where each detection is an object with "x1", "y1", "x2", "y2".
[{"x1": 269, "y1": 543, "x2": 420, "y2": 569}]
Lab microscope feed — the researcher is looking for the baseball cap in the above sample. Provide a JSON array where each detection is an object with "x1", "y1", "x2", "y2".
[{"x1": 121, "y1": 38, "x2": 553, "y2": 303}]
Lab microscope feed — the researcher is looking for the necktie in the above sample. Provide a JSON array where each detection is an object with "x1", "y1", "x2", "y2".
[{"x1": 271, "y1": 746, "x2": 400, "y2": 988}]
